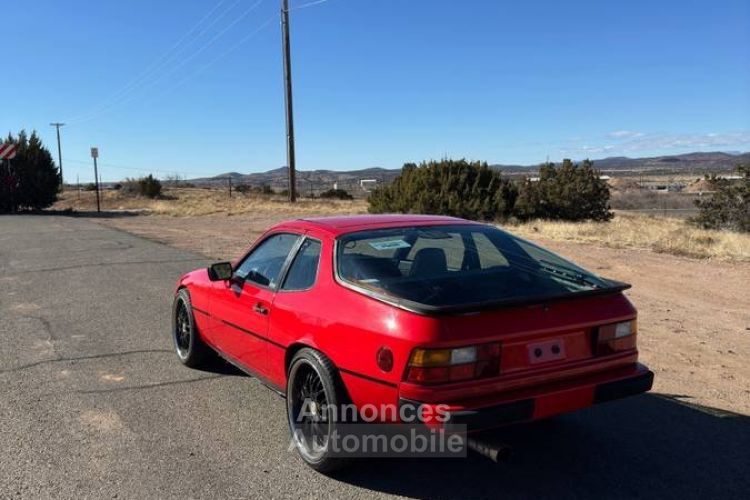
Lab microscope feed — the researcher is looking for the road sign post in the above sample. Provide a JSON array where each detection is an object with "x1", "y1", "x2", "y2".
[{"x1": 91, "y1": 147, "x2": 100, "y2": 213}]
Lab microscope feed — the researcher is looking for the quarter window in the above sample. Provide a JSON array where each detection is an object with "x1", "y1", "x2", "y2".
[
  {"x1": 234, "y1": 233, "x2": 299, "y2": 288},
  {"x1": 281, "y1": 239, "x2": 322, "y2": 291}
]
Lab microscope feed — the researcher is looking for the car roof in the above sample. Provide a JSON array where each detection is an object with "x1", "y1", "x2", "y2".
[{"x1": 274, "y1": 214, "x2": 481, "y2": 236}]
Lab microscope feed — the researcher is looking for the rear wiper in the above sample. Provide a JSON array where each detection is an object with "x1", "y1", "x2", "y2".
[{"x1": 538, "y1": 259, "x2": 600, "y2": 288}]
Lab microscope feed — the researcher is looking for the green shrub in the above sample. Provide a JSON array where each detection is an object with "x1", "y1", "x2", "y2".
[
  {"x1": 139, "y1": 175, "x2": 162, "y2": 198},
  {"x1": 278, "y1": 188, "x2": 300, "y2": 198},
  {"x1": 319, "y1": 188, "x2": 353, "y2": 200},
  {"x1": 234, "y1": 184, "x2": 252, "y2": 194},
  {"x1": 120, "y1": 178, "x2": 138, "y2": 196},
  {"x1": 368, "y1": 159, "x2": 517, "y2": 221},
  {"x1": 514, "y1": 159, "x2": 612, "y2": 221},
  {"x1": 0, "y1": 130, "x2": 60, "y2": 213},
  {"x1": 121, "y1": 175, "x2": 162, "y2": 198},
  {"x1": 83, "y1": 183, "x2": 98, "y2": 191},
  {"x1": 690, "y1": 165, "x2": 749, "y2": 232},
  {"x1": 235, "y1": 184, "x2": 272, "y2": 195}
]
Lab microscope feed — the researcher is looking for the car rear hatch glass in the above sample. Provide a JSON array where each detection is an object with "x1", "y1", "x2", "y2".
[{"x1": 335, "y1": 224, "x2": 628, "y2": 314}]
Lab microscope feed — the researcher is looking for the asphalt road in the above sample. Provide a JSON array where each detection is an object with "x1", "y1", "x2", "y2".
[{"x1": 1, "y1": 214, "x2": 748, "y2": 499}]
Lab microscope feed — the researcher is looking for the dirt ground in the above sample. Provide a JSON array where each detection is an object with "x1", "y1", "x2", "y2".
[{"x1": 89, "y1": 212, "x2": 750, "y2": 416}]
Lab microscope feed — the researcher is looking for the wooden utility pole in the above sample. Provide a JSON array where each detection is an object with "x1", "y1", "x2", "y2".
[
  {"x1": 281, "y1": 0, "x2": 297, "y2": 202},
  {"x1": 50, "y1": 122, "x2": 65, "y2": 184},
  {"x1": 91, "y1": 147, "x2": 100, "y2": 213}
]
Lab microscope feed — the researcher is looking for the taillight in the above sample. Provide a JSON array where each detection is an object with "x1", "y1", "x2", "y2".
[
  {"x1": 405, "y1": 343, "x2": 501, "y2": 384},
  {"x1": 595, "y1": 319, "x2": 637, "y2": 355}
]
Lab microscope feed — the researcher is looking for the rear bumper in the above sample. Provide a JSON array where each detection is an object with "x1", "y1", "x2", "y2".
[
  {"x1": 400, "y1": 364, "x2": 653, "y2": 431},
  {"x1": 593, "y1": 369, "x2": 654, "y2": 403}
]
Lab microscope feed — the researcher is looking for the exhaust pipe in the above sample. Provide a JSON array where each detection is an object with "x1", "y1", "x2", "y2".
[{"x1": 466, "y1": 437, "x2": 511, "y2": 462}]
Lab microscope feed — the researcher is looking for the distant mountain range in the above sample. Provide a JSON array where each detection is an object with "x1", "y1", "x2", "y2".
[
  {"x1": 190, "y1": 166, "x2": 402, "y2": 191},
  {"x1": 189, "y1": 151, "x2": 749, "y2": 191},
  {"x1": 566, "y1": 151, "x2": 750, "y2": 175}
]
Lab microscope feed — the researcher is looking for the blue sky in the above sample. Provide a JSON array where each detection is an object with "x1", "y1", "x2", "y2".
[{"x1": 3, "y1": 0, "x2": 749, "y2": 182}]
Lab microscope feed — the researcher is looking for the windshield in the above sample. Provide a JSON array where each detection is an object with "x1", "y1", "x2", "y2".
[{"x1": 336, "y1": 224, "x2": 620, "y2": 310}]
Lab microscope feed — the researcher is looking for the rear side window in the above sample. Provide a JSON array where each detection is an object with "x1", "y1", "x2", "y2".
[
  {"x1": 281, "y1": 239, "x2": 321, "y2": 291},
  {"x1": 235, "y1": 233, "x2": 299, "y2": 288}
]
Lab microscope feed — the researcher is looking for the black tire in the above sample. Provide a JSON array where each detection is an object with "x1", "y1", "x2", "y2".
[
  {"x1": 171, "y1": 289, "x2": 211, "y2": 368},
  {"x1": 286, "y1": 348, "x2": 351, "y2": 473}
]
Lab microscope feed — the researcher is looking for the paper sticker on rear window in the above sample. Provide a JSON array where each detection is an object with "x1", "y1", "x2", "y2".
[{"x1": 369, "y1": 239, "x2": 411, "y2": 251}]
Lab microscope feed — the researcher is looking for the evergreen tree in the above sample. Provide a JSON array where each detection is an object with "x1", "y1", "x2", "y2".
[
  {"x1": 515, "y1": 159, "x2": 612, "y2": 221},
  {"x1": 368, "y1": 159, "x2": 517, "y2": 220},
  {"x1": 691, "y1": 165, "x2": 749, "y2": 232},
  {"x1": 0, "y1": 130, "x2": 60, "y2": 213}
]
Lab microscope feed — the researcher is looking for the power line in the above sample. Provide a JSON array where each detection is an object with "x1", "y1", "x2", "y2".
[
  {"x1": 144, "y1": 15, "x2": 275, "y2": 103},
  {"x1": 62, "y1": 158, "x2": 220, "y2": 178},
  {"x1": 68, "y1": 0, "x2": 266, "y2": 125},
  {"x1": 66, "y1": 0, "x2": 330, "y2": 125},
  {"x1": 67, "y1": 12, "x2": 274, "y2": 126},
  {"x1": 64, "y1": 0, "x2": 230, "y2": 124},
  {"x1": 290, "y1": 0, "x2": 330, "y2": 11}
]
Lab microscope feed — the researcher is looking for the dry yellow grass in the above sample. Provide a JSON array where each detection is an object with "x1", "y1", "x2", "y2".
[
  {"x1": 148, "y1": 188, "x2": 368, "y2": 217},
  {"x1": 54, "y1": 187, "x2": 368, "y2": 217},
  {"x1": 53, "y1": 189, "x2": 748, "y2": 261},
  {"x1": 508, "y1": 212, "x2": 750, "y2": 261}
]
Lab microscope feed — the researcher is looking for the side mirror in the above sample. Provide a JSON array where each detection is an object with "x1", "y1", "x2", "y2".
[{"x1": 208, "y1": 262, "x2": 233, "y2": 281}]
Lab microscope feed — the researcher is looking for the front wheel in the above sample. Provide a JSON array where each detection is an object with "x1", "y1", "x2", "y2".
[
  {"x1": 171, "y1": 289, "x2": 211, "y2": 367},
  {"x1": 286, "y1": 348, "x2": 350, "y2": 473}
]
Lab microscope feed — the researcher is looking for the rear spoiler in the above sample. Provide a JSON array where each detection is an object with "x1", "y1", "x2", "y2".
[{"x1": 343, "y1": 280, "x2": 632, "y2": 316}]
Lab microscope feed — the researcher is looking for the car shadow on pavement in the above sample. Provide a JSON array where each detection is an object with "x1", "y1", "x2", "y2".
[
  {"x1": 193, "y1": 357, "x2": 249, "y2": 377},
  {"x1": 20, "y1": 209, "x2": 144, "y2": 218},
  {"x1": 332, "y1": 394, "x2": 749, "y2": 499},
  {"x1": 68, "y1": 210, "x2": 145, "y2": 218}
]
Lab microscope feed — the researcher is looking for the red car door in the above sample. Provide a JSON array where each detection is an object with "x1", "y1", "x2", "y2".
[{"x1": 209, "y1": 232, "x2": 301, "y2": 378}]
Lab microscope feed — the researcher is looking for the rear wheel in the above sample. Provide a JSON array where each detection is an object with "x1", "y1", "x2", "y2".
[
  {"x1": 286, "y1": 348, "x2": 350, "y2": 473},
  {"x1": 172, "y1": 289, "x2": 211, "y2": 367}
]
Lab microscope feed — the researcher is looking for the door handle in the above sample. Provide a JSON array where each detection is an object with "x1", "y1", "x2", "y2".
[{"x1": 253, "y1": 303, "x2": 269, "y2": 315}]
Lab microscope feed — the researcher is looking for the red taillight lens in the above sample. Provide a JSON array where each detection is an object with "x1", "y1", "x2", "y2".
[
  {"x1": 595, "y1": 319, "x2": 637, "y2": 355},
  {"x1": 405, "y1": 343, "x2": 501, "y2": 384},
  {"x1": 407, "y1": 366, "x2": 451, "y2": 383}
]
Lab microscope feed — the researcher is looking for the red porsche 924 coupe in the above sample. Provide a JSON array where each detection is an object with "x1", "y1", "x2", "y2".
[{"x1": 172, "y1": 215, "x2": 653, "y2": 470}]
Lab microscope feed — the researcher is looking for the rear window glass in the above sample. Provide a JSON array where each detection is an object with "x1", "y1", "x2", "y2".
[{"x1": 336, "y1": 224, "x2": 615, "y2": 309}]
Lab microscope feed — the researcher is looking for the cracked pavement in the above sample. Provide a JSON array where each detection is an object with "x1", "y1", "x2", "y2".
[{"x1": 1, "y1": 215, "x2": 748, "y2": 499}]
